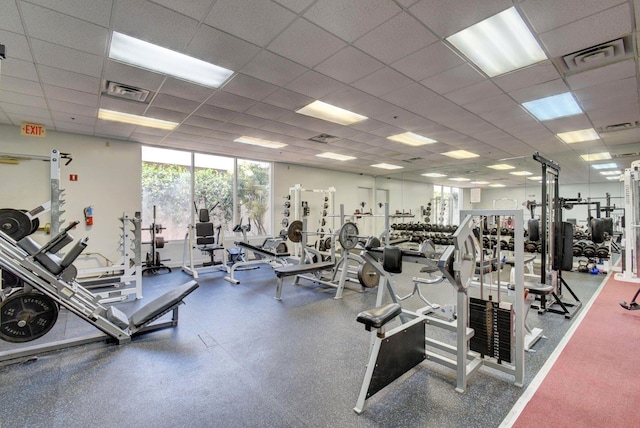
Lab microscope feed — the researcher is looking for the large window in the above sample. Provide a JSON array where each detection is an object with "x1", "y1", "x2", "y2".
[
  {"x1": 142, "y1": 147, "x2": 272, "y2": 240},
  {"x1": 432, "y1": 185, "x2": 461, "y2": 226}
]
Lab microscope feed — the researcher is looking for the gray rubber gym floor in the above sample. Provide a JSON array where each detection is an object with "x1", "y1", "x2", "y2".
[{"x1": 0, "y1": 259, "x2": 607, "y2": 428}]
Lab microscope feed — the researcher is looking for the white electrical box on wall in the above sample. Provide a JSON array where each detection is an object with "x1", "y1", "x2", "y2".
[{"x1": 470, "y1": 188, "x2": 481, "y2": 203}]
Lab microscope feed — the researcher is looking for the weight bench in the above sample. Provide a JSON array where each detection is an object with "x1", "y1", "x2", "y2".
[
  {"x1": 273, "y1": 260, "x2": 335, "y2": 300},
  {"x1": 224, "y1": 240, "x2": 290, "y2": 284}
]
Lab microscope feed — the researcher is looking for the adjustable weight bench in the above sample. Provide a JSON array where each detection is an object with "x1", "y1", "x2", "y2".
[
  {"x1": 273, "y1": 260, "x2": 335, "y2": 300},
  {"x1": 224, "y1": 240, "x2": 290, "y2": 284}
]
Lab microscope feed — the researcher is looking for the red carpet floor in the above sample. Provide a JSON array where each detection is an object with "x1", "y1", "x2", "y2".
[{"x1": 513, "y1": 275, "x2": 640, "y2": 427}]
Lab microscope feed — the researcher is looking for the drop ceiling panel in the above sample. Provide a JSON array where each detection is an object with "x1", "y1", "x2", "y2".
[
  {"x1": 538, "y1": 3, "x2": 632, "y2": 58},
  {"x1": 241, "y1": 51, "x2": 308, "y2": 87},
  {"x1": 229, "y1": 113, "x2": 267, "y2": 130},
  {"x1": 380, "y1": 83, "x2": 439, "y2": 109},
  {"x1": 409, "y1": 0, "x2": 513, "y2": 38},
  {"x1": 492, "y1": 61, "x2": 561, "y2": 93},
  {"x1": 20, "y1": 3, "x2": 109, "y2": 55},
  {"x1": 5, "y1": 112, "x2": 53, "y2": 126},
  {"x1": 601, "y1": 126, "x2": 640, "y2": 146},
  {"x1": 0, "y1": 58, "x2": 38, "y2": 82},
  {"x1": 0, "y1": 76, "x2": 45, "y2": 98},
  {"x1": 272, "y1": 0, "x2": 315, "y2": 14},
  {"x1": 48, "y1": 100, "x2": 99, "y2": 117},
  {"x1": 421, "y1": 64, "x2": 484, "y2": 95},
  {"x1": 144, "y1": 107, "x2": 187, "y2": 123},
  {"x1": 285, "y1": 71, "x2": 346, "y2": 98},
  {"x1": 38, "y1": 66, "x2": 101, "y2": 94},
  {"x1": 0, "y1": 30, "x2": 32, "y2": 62},
  {"x1": 99, "y1": 96, "x2": 147, "y2": 115},
  {"x1": 193, "y1": 104, "x2": 239, "y2": 122},
  {"x1": 187, "y1": 25, "x2": 261, "y2": 71},
  {"x1": 0, "y1": 1, "x2": 24, "y2": 33},
  {"x1": 588, "y1": 103, "x2": 640, "y2": 128},
  {"x1": 464, "y1": 94, "x2": 520, "y2": 115},
  {"x1": 573, "y1": 77, "x2": 638, "y2": 111},
  {"x1": 391, "y1": 42, "x2": 464, "y2": 82},
  {"x1": 206, "y1": 92, "x2": 257, "y2": 113},
  {"x1": 55, "y1": 121, "x2": 95, "y2": 135},
  {"x1": 262, "y1": 88, "x2": 314, "y2": 110},
  {"x1": 245, "y1": 103, "x2": 292, "y2": 121},
  {"x1": 27, "y1": 0, "x2": 114, "y2": 27},
  {"x1": 521, "y1": 0, "x2": 627, "y2": 35},
  {"x1": 353, "y1": 12, "x2": 437, "y2": 64},
  {"x1": 303, "y1": 0, "x2": 400, "y2": 43},
  {"x1": 205, "y1": 0, "x2": 296, "y2": 47},
  {"x1": 322, "y1": 87, "x2": 377, "y2": 110},
  {"x1": 183, "y1": 115, "x2": 225, "y2": 131},
  {"x1": 104, "y1": 60, "x2": 165, "y2": 93},
  {"x1": 543, "y1": 115, "x2": 594, "y2": 133},
  {"x1": 566, "y1": 59, "x2": 635, "y2": 91},
  {"x1": 47, "y1": 86, "x2": 98, "y2": 107},
  {"x1": 151, "y1": 94, "x2": 201, "y2": 114},
  {"x1": 1, "y1": 103, "x2": 50, "y2": 118},
  {"x1": 221, "y1": 74, "x2": 280, "y2": 101},
  {"x1": 149, "y1": 0, "x2": 214, "y2": 20},
  {"x1": 267, "y1": 19, "x2": 346, "y2": 68},
  {"x1": 446, "y1": 80, "x2": 503, "y2": 105},
  {"x1": 508, "y1": 79, "x2": 570, "y2": 103},
  {"x1": 30, "y1": 39, "x2": 103, "y2": 77},
  {"x1": 314, "y1": 47, "x2": 384, "y2": 84},
  {"x1": 50, "y1": 111, "x2": 95, "y2": 126},
  {"x1": 352, "y1": 67, "x2": 415, "y2": 97},
  {"x1": 159, "y1": 78, "x2": 217, "y2": 103}
]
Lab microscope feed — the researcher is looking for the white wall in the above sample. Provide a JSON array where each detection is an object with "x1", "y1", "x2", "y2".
[{"x1": 0, "y1": 124, "x2": 140, "y2": 268}]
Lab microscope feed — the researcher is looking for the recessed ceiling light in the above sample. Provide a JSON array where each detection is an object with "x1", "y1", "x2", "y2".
[
  {"x1": 422, "y1": 172, "x2": 447, "y2": 177},
  {"x1": 371, "y1": 163, "x2": 403, "y2": 170},
  {"x1": 581, "y1": 152, "x2": 611, "y2": 161},
  {"x1": 592, "y1": 163, "x2": 618, "y2": 170},
  {"x1": 446, "y1": 7, "x2": 546, "y2": 77},
  {"x1": 557, "y1": 128, "x2": 599, "y2": 144},
  {"x1": 522, "y1": 92, "x2": 582, "y2": 121},
  {"x1": 234, "y1": 136, "x2": 287, "y2": 149},
  {"x1": 387, "y1": 132, "x2": 437, "y2": 146},
  {"x1": 296, "y1": 100, "x2": 367, "y2": 125},
  {"x1": 98, "y1": 108, "x2": 178, "y2": 130},
  {"x1": 109, "y1": 32, "x2": 234, "y2": 88},
  {"x1": 607, "y1": 176, "x2": 621, "y2": 180},
  {"x1": 487, "y1": 164, "x2": 515, "y2": 170},
  {"x1": 315, "y1": 152, "x2": 356, "y2": 161},
  {"x1": 449, "y1": 177, "x2": 471, "y2": 182},
  {"x1": 600, "y1": 170, "x2": 622, "y2": 176},
  {"x1": 510, "y1": 171, "x2": 533, "y2": 176},
  {"x1": 471, "y1": 181, "x2": 489, "y2": 185},
  {"x1": 442, "y1": 150, "x2": 479, "y2": 159},
  {"x1": 489, "y1": 183, "x2": 506, "y2": 187},
  {"x1": 527, "y1": 176, "x2": 543, "y2": 181}
]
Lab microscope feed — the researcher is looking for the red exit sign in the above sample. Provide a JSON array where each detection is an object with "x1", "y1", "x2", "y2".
[{"x1": 21, "y1": 122, "x2": 46, "y2": 137}]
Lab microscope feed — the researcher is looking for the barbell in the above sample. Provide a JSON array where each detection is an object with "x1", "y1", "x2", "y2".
[{"x1": 286, "y1": 220, "x2": 367, "y2": 250}]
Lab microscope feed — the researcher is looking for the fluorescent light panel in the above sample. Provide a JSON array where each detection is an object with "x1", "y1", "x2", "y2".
[
  {"x1": 442, "y1": 150, "x2": 479, "y2": 159},
  {"x1": 580, "y1": 152, "x2": 611, "y2": 161},
  {"x1": 471, "y1": 181, "x2": 489, "y2": 184},
  {"x1": 446, "y1": 7, "x2": 546, "y2": 77},
  {"x1": 487, "y1": 164, "x2": 515, "y2": 170},
  {"x1": 607, "y1": 176, "x2": 621, "y2": 180},
  {"x1": 592, "y1": 163, "x2": 618, "y2": 170},
  {"x1": 234, "y1": 136, "x2": 287, "y2": 149},
  {"x1": 296, "y1": 100, "x2": 367, "y2": 126},
  {"x1": 600, "y1": 170, "x2": 622, "y2": 176},
  {"x1": 109, "y1": 32, "x2": 233, "y2": 88},
  {"x1": 557, "y1": 128, "x2": 599, "y2": 144},
  {"x1": 449, "y1": 177, "x2": 470, "y2": 182},
  {"x1": 316, "y1": 152, "x2": 356, "y2": 161},
  {"x1": 422, "y1": 172, "x2": 447, "y2": 177},
  {"x1": 387, "y1": 132, "x2": 437, "y2": 146},
  {"x1": 371, "y1": 163, "x2": 403, "y2": 170},
  {"x1": 98, "y1": 108, "x2": 178, "y2": 130},
  {"x1": 489, "y1": 184, "x2": 506, "y2": 187},
  {"x1": 527, "y1": 176, "x2": 543, "y2": 181},
  {"x1": 510, "y1": 171, "x2": 533, "y2": 176},
  {"x1": 522, "y1": 92, "x2": 582, "y2": 121}
]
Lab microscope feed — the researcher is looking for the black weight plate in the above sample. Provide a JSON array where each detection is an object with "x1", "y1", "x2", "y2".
[
  {"x1": 287, "y1": 220, "x2": 304, "y2": 243},
  {"x1": 20, "y1": 210, "x2": 40, "y2": 235},
  {"x1": 0, "y1": 291, "x2": 59, "y2": 343},
  {"x1": 0, "y1": 208, "x2": 32, "y2": 240}
]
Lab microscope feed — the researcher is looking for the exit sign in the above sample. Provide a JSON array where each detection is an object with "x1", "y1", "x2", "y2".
[{"x1": 21, "y1": 122, "x2": 46, "y2": 137}]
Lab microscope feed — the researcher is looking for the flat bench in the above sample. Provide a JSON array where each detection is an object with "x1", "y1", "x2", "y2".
[
  {"x1": 274, "y1": 260, "x2": 335, "y2": 300},
  {"x1": 224, "y1": 241, "x2": 290, "y2": 284},
  {"x1": 235, "y1": 241, "x2": 290, "y2": 259}
]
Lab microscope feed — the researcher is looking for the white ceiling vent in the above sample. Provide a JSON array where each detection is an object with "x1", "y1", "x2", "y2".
[
  {"x1": 103, "y1": 81, "x2": 151, "y2": 103},
  {"x1": 308, "y1": 134, "x2": 340, "y2": 144},
  {"x1": 598, "y1": 121, "x2": 640, "y2": 133},
  {"x1": 561, "y1": 36, "x2": 632, "y2": 73}
]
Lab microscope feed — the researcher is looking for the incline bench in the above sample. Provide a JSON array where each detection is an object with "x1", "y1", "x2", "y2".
[
  {"x1": 224, "y1": 240, "x2": 290, "y2": 284},
  {"x1": 273, "y1": 260, "x2": 335, "y2": 300}
]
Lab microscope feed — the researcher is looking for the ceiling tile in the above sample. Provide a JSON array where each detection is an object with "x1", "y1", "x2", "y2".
[
  {"x1": 314, "y1": 47, "x2": 384, "y2": 84},
  {"x1": 303, "y1": 0, "x2": 400, "y2": 42},
  {"x1": 381, "y1": 83, "x2": 439, "y2": 109},
  {"x1": 0, "y1": 58, "x2": 38, "y2": 82},
  {"x1": 390, "y1": 41, "x2": 464, "y2": 81},
  {"x1": 574, "y1": 77, "x2": 638, "y2": 111},
  {"x1": 98, "y1": 96, "x2": 147, "y2": 115},
  {"x1": 446, "y1": 80, "x2": 503, "y2": 105},
  {"x1": 492, "y1": 61, "x2": 561, "y2": 93},
  {"x1": 20, "y1": 2, "x2": 109, "y2": 55},
  {"x1": 158, "y1": 78, "x2": 216, "y2": 103},
  {"x1": 94, "y1": 121, "x2": 136, "y2": 139},
  {"x1": 410, "y1": 0, "x2": 513, "y2": 38},
  {"x1": 194, "y1": 104, "x2": 239, "y2": 122},
  {"x1": 183, "y1": 115, "x2": 225, "y2": 130},
  {"x1": 55, "y1": 121, "x2": 95, "y2": 135},
  {"x1": 43, "y1": 85, "x2": 98, "y2": 107},
  {"x1": 1, "y1": 103, "x2": 50, "y2": 118},
  {"x1": 322, "y1": 86, "x2": 376, "y2": 110},
  {"x1": 285, "y1": 71, "x2": 346, "y2": 99},
  {"x1": 206, "y1": 91, "x2": 257, "y2": 112},
  {"x1": 0, "y1": 76, "x2": 44, "y2": 98},
  {"x1": 272, "y1": 0, "x2": 316, "y2": 13},
  {"x1": 27, "y1": 0, "x2": 114, "y2": 27},
  {"x1": 229, "y1": 113, "x2": 267, "y2": 130},
  {"x1": 151, "y1": 94, "x2": 201, "y2": 114},
  {"x1": 205, "y1": 0, "x2": 296, "y2": 47},
  {"x1": 0, "y1": 1, "x2": 24, "y2": 33},
  {"x1": 113, "y1": 0, "x2": 199, "y2": 50},
  {"x1": 539, "y1": 3, "x2": 631, "y2": 58},
  {"x1": 241, "y1": 51, "x2": 308, "y2": 86},
  {"x1": 187, "y1": 24, "x2": 261, "y2": 71},
  {"x1": 464, "y1": 94, "x2": 519, "y2": 115},
  {"x1": 51, "y1": 111, "x2": 95, "y2": 126},
  {"x1": 104, "y1": 60, "x2": 165, "y2": 92},
  {"x1": 588, "y1": 103, "x2": 640, "y2": 128},
  {"x1": 353, "y1": 12, "x2": 437, "y2": 64},
  {"x1": 221, "y1": 74, "x2": 280, "y2": 101},
  {"x1": 38, "y1": 65, "x2": 101, "y2": 94},
  {"x1": 149, "y1": 0, "x2": 214, "y2": 20},
  {"x1": 601, "y1": 125, "x2": 640, "y2": 146},
  {"x1": 48, "y1": 99, "x2": 99, "y2": 118},
  {"x1": 508, "y1": 79, "x2": 570, "y2": 103},
  {"x1": 262, "y1": 88, "x2": 314, "y2": 110},
  {"x1": 267, "y1": 19, "x2": 346, "y2": 68},
  {"x1": 143, "y1": 107, "x2": 188, "y2": 123},
  {"x1": 245, "y1": 102, "x2": 291, "y2": 120},
  {"x1": 30, "y1": 39, "x2": 103, "y2": 77},
  {"x1": 352, "y1": 67, "x2": 415, "y2": 97},
  {"x1": 421, "y1": 64, "x2": 484, "y2": 95},
  {"x1": 520, "y1": 0, "x2": 627, "y2": 34},
  {"x1": 566, "y1": 59, "x2": 636, "y2": 91},
  {"x1": 543, "y1": 114, "x2": 594, "y2": 133},
  {"x1": 0, "y1": 29, "x2": 32, "y2": 62}
]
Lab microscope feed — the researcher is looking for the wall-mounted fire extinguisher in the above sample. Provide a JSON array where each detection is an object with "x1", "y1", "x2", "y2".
[{"x1": 84, "y1": 206, "x2": 93, "y2": 226}]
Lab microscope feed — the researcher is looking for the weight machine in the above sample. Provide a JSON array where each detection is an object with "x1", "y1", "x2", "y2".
[
  {"x1": 142, "y1": 205, "x2": 171, "y2": 275},
  {"x1": 0, "y1": 223, "x2": 198, "y2": 364},
  {"x1": 353, "y1": 209, "x2": 528, "y2": 414},
  {"x1": 615, "y1": 160, "x2": 640, "y2": 284},
  {"x1": 182, "y1": 202, "x2": 225, "y2": 279}
]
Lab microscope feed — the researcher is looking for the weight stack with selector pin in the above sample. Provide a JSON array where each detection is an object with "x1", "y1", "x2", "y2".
[{"x1": 469, "y1": 297, "x2": 513, "y2": 363}]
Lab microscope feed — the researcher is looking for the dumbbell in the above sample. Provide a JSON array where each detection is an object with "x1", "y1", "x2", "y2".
[
  {"x1": 524, "y1": 241, "x2": 537, "y2": 253},
  {"x1": 582, "y1": 241, "x2": 597, "y2": 258},
  {"x1": 596, "y1": 245, "x2": 609, "y2": 259}
]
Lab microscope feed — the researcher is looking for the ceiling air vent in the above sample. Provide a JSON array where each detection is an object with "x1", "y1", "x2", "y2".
[
  {"x1": 598, "y1": 121, "x2": 640, "y2": 133},
  {"x1": 308, "y1": 133, "x2": 340, "y2": 144},
  {"x1": 403, "y1": 157, "x2": 423, "y2": 163},
  {"x1": 103, "y1": 81, "x2": 151, "y2": 103},
  {"x1": 561, "y1": 36, "x2": 632, "y2": 73}
]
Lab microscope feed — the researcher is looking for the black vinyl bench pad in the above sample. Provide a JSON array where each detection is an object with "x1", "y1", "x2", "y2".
[
  {"x1": 357, "y1": 303, "x2": 402, "y2": 329},
  {"x1": 274, "y1": 261, "x2": 334, "y2": 278},
  {"x1": 235, "y1": 241, "x2": 289, "y2": 258},
  {"x1": 129, "y1": 280, "x2": 199, "y2": 329}
]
